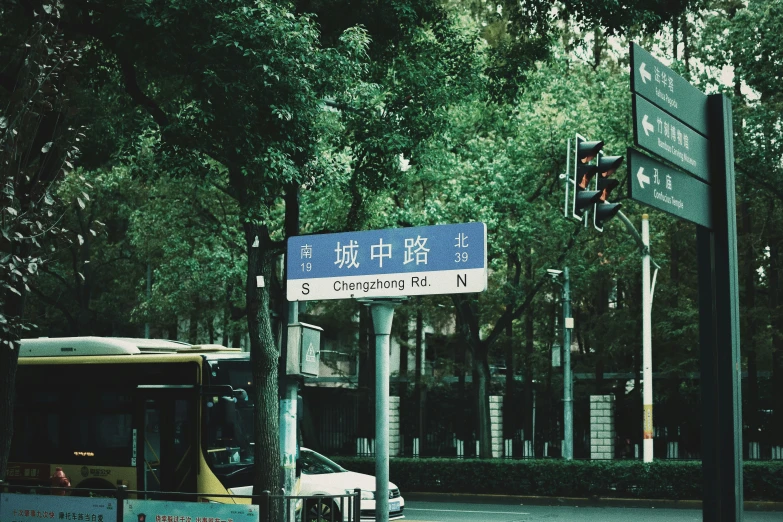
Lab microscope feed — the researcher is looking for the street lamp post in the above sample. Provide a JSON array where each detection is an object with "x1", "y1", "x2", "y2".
[
  {"x1": 562, "y1": 268, "x2": 573, "y2": 460},
  {"x1": 548, "y1": 268, "x2": 573, "y2": 460}
]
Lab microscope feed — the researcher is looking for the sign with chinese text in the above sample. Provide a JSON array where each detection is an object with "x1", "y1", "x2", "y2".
[
  {"x1": 286, "y1": 222, "x2": 487, "y2": 301},
  {"x1": 123, "y1": 499, "x2": 259, "y2": 522},
  {"x1": 633, "y1": 95, "x2": 710, "y2": 182},
  {"x1": 4, "y1": 463, "x2": 49, "y2": 482},
  {"x1": 627, "y1": 148, "x2": 713, "y2": 229},
  {"x1": 631, "y1": 42, "x2": 708, "y2": 136},
  {"x1": 1, "y1": 492, "x2": 116, "y2": 522}
]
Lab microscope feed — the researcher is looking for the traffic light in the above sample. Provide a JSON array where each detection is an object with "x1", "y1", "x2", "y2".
[
  {"x1": 565, "y1": 133, "x2": 624, "y2": 231},
  {"x1": 593, "y1": 152, "x2": 624, "y2": 231},
  {"x1": 571, "y1": 134, "x2": 603, "y2": 219}
]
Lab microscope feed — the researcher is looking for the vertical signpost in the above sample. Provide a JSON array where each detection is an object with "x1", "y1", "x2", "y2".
[
  {"x1": 629, "y1": 42, "x2": 742, "y2": 521},
  {"x1": 288, "y1": 222, "x2": 487, "y2": 522}
]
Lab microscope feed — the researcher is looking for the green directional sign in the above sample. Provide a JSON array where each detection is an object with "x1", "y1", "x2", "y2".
[
  {"x1": 627, "y1": 148, "x2": 712, "y2": 229},
  {"x1": 631, "y1": 43, "x2": 708, "y2": 137},
  {"x1": 633, "y1": 95, "x2": 710, "y2": 183}
]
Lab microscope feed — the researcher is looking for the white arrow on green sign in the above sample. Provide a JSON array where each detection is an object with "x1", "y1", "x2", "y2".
[
  {"x1": 631, "y1": 42, "x2": 709, "y2": 137},
  {"x1": 627, "y1": 148, "x2": 713, "y2": 229},
  {"x1": 633, "y1": 95, "x2": 710, "y2": 183}
]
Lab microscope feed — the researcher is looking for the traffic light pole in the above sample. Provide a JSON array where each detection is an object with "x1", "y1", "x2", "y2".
[
  {"x1": 281, "y1": 185, "x2": 300, "y2": 521},
  {"x1": 617, "y1": 210, "x2": 659, "y2": 462},
  {"x1": 642, "y1": 215, "x2": 653, "y2": 462},
  {"x1": 562, "y1": 267, "x2": 573, "y2": 460}
]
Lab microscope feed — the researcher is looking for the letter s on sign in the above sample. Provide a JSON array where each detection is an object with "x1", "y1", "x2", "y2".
[{"x1": 302, "y1": 283, "x2": 309, "y2": 295}]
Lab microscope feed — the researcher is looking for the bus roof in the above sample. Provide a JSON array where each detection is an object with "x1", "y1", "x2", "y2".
[{"x1": 19, "y1": 337, "x2": 243, "y2": 357}]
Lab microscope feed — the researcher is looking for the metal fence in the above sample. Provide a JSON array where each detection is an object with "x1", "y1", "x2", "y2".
[
  {"x1": 0, "y1": 481, "x2": 361, "y2": 522},
  {"x1": 303, "y1": 385, "x2": 783, "y2": 461}
]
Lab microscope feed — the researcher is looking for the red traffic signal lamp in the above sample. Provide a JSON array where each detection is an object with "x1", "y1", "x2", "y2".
[{"x1": 593, "y1": 153, "x2": 624, "y2": 231}]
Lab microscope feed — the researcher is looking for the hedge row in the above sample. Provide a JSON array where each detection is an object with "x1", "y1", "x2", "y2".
[{"x1": 330, "y1": 457, "x2": 783, "y2": 502}]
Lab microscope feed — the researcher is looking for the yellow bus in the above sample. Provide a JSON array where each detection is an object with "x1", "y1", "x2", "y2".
[{"x1": 7, "y1": 336, "x2": 262, "y2": 501}]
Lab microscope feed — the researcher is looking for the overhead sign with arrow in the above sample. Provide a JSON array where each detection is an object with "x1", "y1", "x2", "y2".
[
  {"x1": 631, "y1": 42, "x2": 708, "y2": 136},
  {"x1": 627, "y1": 148, "x2": 713, "y2": 229},
  {"x1": 633, "y1": 95, "x2": 710, "y2": 183}
]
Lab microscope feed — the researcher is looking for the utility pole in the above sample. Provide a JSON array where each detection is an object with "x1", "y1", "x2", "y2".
[
  {"x1": 281, "y1": 185, "x2": 300, "y2": 517},
  {"x1": 562, "y1": 267, "x2": 573, "y2": 460}
]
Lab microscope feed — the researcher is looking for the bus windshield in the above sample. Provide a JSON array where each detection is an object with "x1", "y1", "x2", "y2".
[{"x1": 204, "y1": 360, "x2": 255, "y2": 487}]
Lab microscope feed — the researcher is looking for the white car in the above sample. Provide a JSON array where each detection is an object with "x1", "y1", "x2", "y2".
[{"x1": 299, "y1": 448, "x2": 405, "y2": 521}]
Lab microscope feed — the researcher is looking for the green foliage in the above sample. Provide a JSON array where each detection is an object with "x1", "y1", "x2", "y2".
[{"x1": 0, "y1": 2, "x2": 84, "y2": 343}]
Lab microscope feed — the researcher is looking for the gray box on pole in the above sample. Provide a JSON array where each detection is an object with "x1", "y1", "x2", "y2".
[{"x1": 286, "y1": 322, "x2": 322, "y2": 377}]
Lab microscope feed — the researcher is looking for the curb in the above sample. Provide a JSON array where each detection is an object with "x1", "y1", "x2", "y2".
[{"x1": 405, "y1": 492, "x2": 783, "y2": 512}]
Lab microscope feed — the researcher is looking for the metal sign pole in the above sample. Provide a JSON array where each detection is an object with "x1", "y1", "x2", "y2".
[
  {"x1": 699, "y1": 93, "x2": 743, "y2": 522},
  {"x1": 362, "y1": 298, "x2": 405, "y2": 522}
]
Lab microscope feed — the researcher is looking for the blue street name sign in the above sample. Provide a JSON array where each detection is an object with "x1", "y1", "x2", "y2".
[{"x1": 286, "y1": 222, "x2": 487, "y2": 301}]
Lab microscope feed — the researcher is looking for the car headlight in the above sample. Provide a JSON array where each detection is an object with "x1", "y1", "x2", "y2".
[{"x1": 360, "y1": 490, "x2": 375, "y2": 500}]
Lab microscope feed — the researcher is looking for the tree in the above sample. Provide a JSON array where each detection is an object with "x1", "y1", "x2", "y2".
[
  {"x1": 0, "y1": 2, "x2": 83, "y2": 479},
  {"x1": 18, "y1": 0, "x2": 371, "y2": 495},
  {"x1": 695, "y1": 0, "x2": 783, "y2": 440}
]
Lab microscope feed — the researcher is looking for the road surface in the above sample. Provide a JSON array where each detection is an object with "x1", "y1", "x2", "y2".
[{"x1": 402, "y1": 494, "x2": 782, "y2": 522}]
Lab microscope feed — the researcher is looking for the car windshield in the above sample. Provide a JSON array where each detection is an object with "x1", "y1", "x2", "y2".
[{"x1": 300, "y1": 449, "x2": 345, "y2": 475}]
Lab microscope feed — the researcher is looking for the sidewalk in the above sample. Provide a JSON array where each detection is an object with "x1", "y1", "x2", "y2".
[{"x1": 405, "y1": 492, "x2": 783, "y2": 512}]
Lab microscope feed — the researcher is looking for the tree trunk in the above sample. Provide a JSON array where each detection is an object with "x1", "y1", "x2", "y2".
[
  {"x1": 244, "y1": 221, "x2": 281, "y2": 496},
  {"x1": 357, "y1": 305, "x2": 375, "y2": 439},
  {"x1": 223, "y1": 288, "x2": 231, "y2": 347},
  {"x1": 414, "y1": 309, "x2": 425, "y2": 453},
  {"x1": 0, "y1": 266, "x2": 27, "y2": 478},
  {"x1": 473, "y1": 348, "x2": 492, "y2": 458},
  {"x1": 189, "y1": 299, "x2": 200, "y2": 344},
  {"x1": 0, "y1": 339, "x2": 20, "y2": 480},
  {"x1": 682, "y1": 12, "x2": 690, "y2": 75},
  {"x1": 503, "y1": 255, "x2": 515, "y2": 440},
  {"x1": 741, "y1": 202, "x2": 759, "y2": 437},
  {"x1": 0, "y1": 331, "x2": 21, "y2": 480},
  {"x1": 522, "y1": 311, "x2": 534, "y2": 443},
  {"x1": 75, "y1": 207, "x2": 93, "y2": 335},
  {"x1": 503, "y1": 313, "x2": 515, "y2": 440},
  {"x1": 769, "y1": 239, "x2": 783, "y2": 434},
  {"x1": 0, "y1": 239, "x2": 31, "y2": 478},
  {"x1": 672, "y1": 15, "x2": 679, "y2": 60}
]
